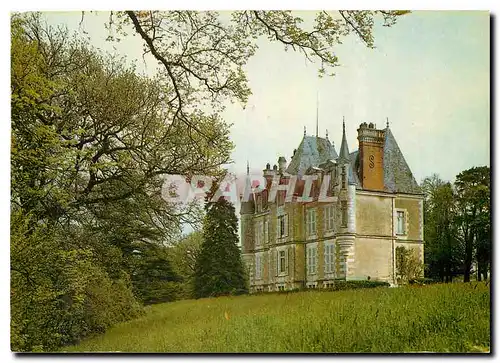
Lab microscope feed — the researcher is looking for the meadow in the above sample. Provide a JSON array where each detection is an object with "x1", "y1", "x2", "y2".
[{"x1": 64, "y1": 282, "x2": 490, "y2": 353}]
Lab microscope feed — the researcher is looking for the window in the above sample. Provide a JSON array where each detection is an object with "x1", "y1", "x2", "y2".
[
  {"x1": 264, "y1": 220, "x2": 269, "y2": 244},
  {"x1": 307, "y1": 245, "x2": 317, "y2": 275},
  {"x1": 306, "y1": 282, "x2": 317, "y2": 289},
  {"x1": 255, "y1": 220, "x2": 264, "y2": 247},
  {"x1": 324, "y1": 205, "x2": 335, "y2": 231},
  {"x1": 277, "y1": 285, "x2": 285, "y2": 291},
  {"x1": 324, "y1": 282, "x2": 334, "y2": 289},
  {"x1": 275, "y1": 248, "x2": 289, "y2": 276},
  {"x1": 397, "y1": 211, "x2": 406, "y2": 235},
  {"x1": 277, "y1": 214, "x2": 288, "y2": 238},
  {"x1": 255, "y1": 254, "x2": 262, "y2": 280},
  {"x1": 279, "y1": 250, "x2": 287, "y2": 274},
  {"x1": 341, "y1": 201, "x2": 348, "y2": 227},
  {"x1": 324, "y1": 243, "x2": 335, "y2": 274},
  {"x1": 306, "y1": 208, "x2": 317, "y2": 236}
]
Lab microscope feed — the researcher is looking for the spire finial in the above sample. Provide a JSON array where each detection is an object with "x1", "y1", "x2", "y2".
[
  {"x1": 386, "y1": 117, "x2": 389, "y2": 128},
  {"x1": 326, "y1": 129, "x2": 329, "y2": 140},
  {"x1": 338, "y1": 116, "x2": 350, "y2": 163},
  {"x1": 246, "y1": 161, "x2": 249, "y2": 175},
  {"x1": 304, "y1": 125, "x2": 306, "y2": 136}
]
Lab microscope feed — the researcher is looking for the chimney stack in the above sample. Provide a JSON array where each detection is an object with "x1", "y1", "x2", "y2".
[
  {"x1": 357, "y1": 122, "x2": 385, "y2": 191},
  {"x1": 278, "y1": 156, "x2": 287, "y2": 173}
]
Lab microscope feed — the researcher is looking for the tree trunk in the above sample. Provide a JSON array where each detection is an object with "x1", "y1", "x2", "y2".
[{"x1": 463, "y1": 230, "x2": 473, "y2": 283}]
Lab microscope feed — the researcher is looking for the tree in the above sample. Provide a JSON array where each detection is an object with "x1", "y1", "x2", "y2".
[
  {"x1": 422, "y1": 175, "x2": 462, "y2": 282},
  {"x1": 11, "y1": 13, "x2": 230, "y2": 350},
  {"x1": 105, "y1": 10, "x2": 409, "y2": 125},
  {"x1": 194, "y1": 198, "x2": 247, "y2": 298},
  {"x1": 455, "y1": 166, "x2": 490, "y2": 282},
  {"x1": 168, "y1": 231, "x2": 203, "y2": 297},
  {"x1": 395, "y1": 246, "x2": 423, "y2": 284},
  {"x1": 130, "y1": 244, "x2": 183, "y2": 304}
]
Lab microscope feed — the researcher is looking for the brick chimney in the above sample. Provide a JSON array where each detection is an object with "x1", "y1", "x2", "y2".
[{"x1": 357, "y1": 122, "x2": 385, "y2": 191}]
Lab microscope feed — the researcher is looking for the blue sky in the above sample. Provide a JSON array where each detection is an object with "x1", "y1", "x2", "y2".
[{"x1": 43, "y1": 10, "x2": 489, "y2": 185}]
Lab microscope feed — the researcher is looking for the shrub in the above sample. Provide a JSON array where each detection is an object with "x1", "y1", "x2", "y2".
[
  {"x1": 10, "y1": 211, "x2": 143, "y2": 352},
  {"x1": 326, "y1": 280, "x2": 390, "y2": 291},
  {"x1": 396, "y1": 246, "x2": 423, "y2": 284}
]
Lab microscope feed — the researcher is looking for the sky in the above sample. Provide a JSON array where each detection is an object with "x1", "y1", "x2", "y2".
[{"x1": 41, "y1": 10, "x2": 490, "y2": 187}]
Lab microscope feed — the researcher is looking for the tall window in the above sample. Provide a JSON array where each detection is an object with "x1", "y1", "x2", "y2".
[
  {"x1": 255, "y1": 254, "x2": 262, "y2": 280},
  {"x1": 306, "y1": 208, "x2": 317, "y2": 236},
  {"x1": 277, "y1": 215, "x2": 288, "y2": 238},
  {"x1": 324, "y1": 243, "x2": 335, "y2": 274},
  {"x1": 341, "y1": 201, "x2": 348, "y2": 227},
  {"x1": 307, "y1": 245, "x2": 317, "y2": 275},
  {"x1": 324, "y1": 205, "x2": 335, "y2": 231},
  {"x1": 279, "y1": 250, "x2": 286, "y2": 274},
  {"x1": 264, "y1": 220, "x2": 269, "y2": 244},
  {"x1": 397, "y1": 211, "x2": 406, "y2": 235},
  {"x1": 255, "y1": 220, "x2": 263, "y2": 247},
  {"x1": 277, "y1": 249, "x2": 288, "y2": 275}
]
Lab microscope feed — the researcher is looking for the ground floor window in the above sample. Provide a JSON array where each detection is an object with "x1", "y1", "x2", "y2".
[
  {"x1": 307, "y1": 245, "x2": 317, "y2": 275},
  {"x1": 306, "y1": 282, "x2": 317, "y2": 289},
  {"x1": 324, "y1": 282, "x2": 334, "y2": 289}
]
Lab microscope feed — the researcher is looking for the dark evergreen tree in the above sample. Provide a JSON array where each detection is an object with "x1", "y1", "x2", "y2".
[{"x1": 194, "y1": 197, "x2": 248, "y2": 298}]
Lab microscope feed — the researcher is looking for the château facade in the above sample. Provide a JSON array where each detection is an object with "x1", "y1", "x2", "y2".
[{"x1": 240, "y1": 121, "x2": 424, "y2": 292}]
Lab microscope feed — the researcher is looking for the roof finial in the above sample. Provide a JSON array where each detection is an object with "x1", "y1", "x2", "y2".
[
  {"x1": 386, "y1": 117, "x2": 389, "y2": 128},
  {"x1": 304, "y1": 125, "x2": 306, "y2": 136},
  {"x1": 338, "y1": 116, "x2": 350, "y2": 163},
  {"x1": 246, "y1": 160, "x2": 249, "y2": 175},
  {"x1": 326, "y1": 129, "x2": 329, "y2": 140}
]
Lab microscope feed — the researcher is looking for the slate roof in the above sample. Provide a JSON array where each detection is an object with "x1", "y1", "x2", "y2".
[
  {"x1": 338, "y1": 122, "x2": 351, "y2": 163},
  {"x1": 383, "y1": 127, "x2": 421, "y2": 194},
  {"x1": 285, "y1": 135, "x2": 338, "y2": 176},
  {"x1": 286, "y1": 126, "x2": 421, "y2": 195},
  {"x1": 348, "y1": 151, "x2": 361, "y2": 186},
  {"x1": 345, "y1": 128, "x2": 421, "y2": 194}
]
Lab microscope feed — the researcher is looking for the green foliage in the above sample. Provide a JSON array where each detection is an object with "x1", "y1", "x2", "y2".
[
  {"x1": 422, "y1": 175, "x2": 462, "y2": 282},
  {"x1": 454, "y1": 166, "x2": 490, "y2": 282},
  {"x1": 422, "y1": 167, "x2": 490, "y2": 283},
  {"x1": 194, "y1": 198, "x2": 248, "y2": 298},
  {"x1": 131, "y1": 244, "x2": 183, "y2": 305},
  {"x1": 167, "y1": 231, "x2": 203, "y2": 298},
  {"x1": 10, "y1": 13, "x2": 232, "y2": 351},
  {"x1": 325, "y1": 280, "x2": 390, "y2": 291},
  {"x1": 10, "y1": 210, "x2": 143, "y2": 352},
  {"x1": 395, "y1": 246, "x2": 423, "y2": 285},
  {"x1": 65, "y1": 282, "x2": 489, "y2": 353}
]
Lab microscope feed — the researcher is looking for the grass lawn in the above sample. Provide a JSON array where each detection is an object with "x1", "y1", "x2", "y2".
[{"x1": 63, "y1": 282, "x2": 490, "y2": 353}]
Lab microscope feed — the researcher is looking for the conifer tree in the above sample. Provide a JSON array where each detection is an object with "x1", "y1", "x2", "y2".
[{"x1": 194, "y1": 197, "x2": 247, "y2": 298}]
